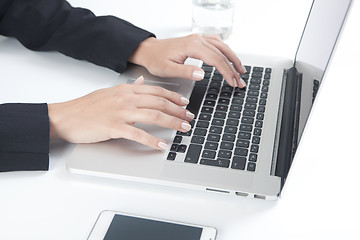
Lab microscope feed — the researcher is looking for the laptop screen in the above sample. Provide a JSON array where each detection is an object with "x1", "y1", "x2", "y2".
[
  {"x1": 295, "y1": 0, "x2": 352, "y2": 139},
  {"x1": 276, "y1": 0, "x2": 351, "y2": 186}
]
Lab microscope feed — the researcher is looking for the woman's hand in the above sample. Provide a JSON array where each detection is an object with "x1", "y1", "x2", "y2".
[
  {"x1": 129, "y1": 34, "x2": 247, "y2": 88},
  {"x1": 48, "y1": 76, "x2": 193, "y2": 149}
]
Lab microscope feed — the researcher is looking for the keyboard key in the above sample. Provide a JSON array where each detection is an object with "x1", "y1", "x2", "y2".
[
  {"x1": 201, "y1": 106, "x2": 214, "y2": 114},
  {"x1": 207, "y1": 134, "x2": 220, "y2": 142},
  {"x1": 247, "y1": 162, "x2": 256, "y2": 172},
  {"x1": 236, "y1": 139, "x2": 250, "y2": 148},
  {"x1": 224, "y1": 126, "x2": 237, "y2": 134},
  {"x1": 167, "y1": 152, "x2": 176, "y2": 161},
  {"x1": 214, "y1": 111, "x2": 226, "y2": 119},
  {"x1": 256, "y1": 113, "x2": 264, "y2": 120},
  {"x1": 209, "y1": 126, "x2": 222, "y2": 134},
  {"x1": 243, "y1": 110, "x2": 255, "y2": 117},
  {"x1": 222, "y1": 133, "x2": 235, "y2": 142},
  {"x1": 252, "y1": 136, "x2": 260, "y2": 144},
  {"x1": 194, "y1": 128, "x2": 207, "y2": 136},
  {"x1": 244, "y1": 102, "x2": 256, "y2": 110},
  {"x1": 187, "y1": 85, "x2": 206, "y2": 118},
  {"x1": 255, "y1": 120, "x2": 263, "y2": 128},
  {"x1": 191, "y1": 136, "x2": 205, "y2": 144},
  {"x1": 173, "y1": 136, "x2": 182, "y2": 144},
  {"x1": 220, "y1": 142, "x2": 234, "y2": 150},
  {"x1": 204, "y1": 141, "x2": 218, "y2": 150},
  {"x1": 202, "y1": 150, "x2": 216, "y2": 159},
  {"x1": 250, "y1": 144, "x2": 259, "y2": 153},
  {"x1": 238, "y1": 131, "x2": 251, "y2": 140},
  {"x1": 234, "y1": 147, "x2": 248, "y2": 156},
  {"x1": 216, "y1": 105, "x2": 228, "y2": 112},
  {"x1": 230, "y1": 105, "x2": 242, "y2": 111},
  {"x1": 226, "y1": 118, "x2": 239, "y2": 126},
  {"x1": 253, "y1": 67, "x2": 264, "y2": 72},
  {"x1": 249, "y1": 153, "x2": 258, "y2": 162},
  {"x1": 184, "y1": 144, "x2": 202, "y2": 163},
  {"x1": 199, "y1": 113, "x2": 211, "y2": 121},
  {"x1": 177, "y1": 145, "x2": 187, "y2": 153},
  {"x1": 240, "y1": 124, "x2": 253, "y2": 132},
  {"x1": 218, "y1": 98, "x2": 230, "y2": 105},
  {"x1": 231, "y1": 156, "x2": 246, "y2": 170},
  {"x1": 196, "y1": 121, "x2": 209, "y2": 128},
  {"x1": 218, "y1": 150, "x2": 232, "y2": 159},
  {"x1": 205, "y1": 93, "x2": 217, "y2": 100},
  {"x1": 203, "y1": 100, "x2": 216, "y2": 107},
  {"x1": 212, "y1": 119, "x2": 224, "y2": 126},
  {"x1": 228, "y1": 111, "x2": 241, "y2": 119},
  {"x1": 254, "y1": 128, "x2": 262, "y2": 136},
  {"x1": 241, "y1": 117, "x2": 254, "y2": 124},
  {"x1": 200, "y1": 158, "x2": 230, "y2": 168},
  {"x1": 171, "y1": 144, "x2": 178, "y2": 152}
]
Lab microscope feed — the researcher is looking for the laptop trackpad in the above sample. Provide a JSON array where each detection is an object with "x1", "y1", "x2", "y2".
[{"x1": 127, "y1": 79, "x2": 180, "y2": 92}]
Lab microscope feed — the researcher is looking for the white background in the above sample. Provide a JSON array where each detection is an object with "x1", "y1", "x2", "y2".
[{"x1": 1, "y1": 0, "x2": 359, "y2": 239}]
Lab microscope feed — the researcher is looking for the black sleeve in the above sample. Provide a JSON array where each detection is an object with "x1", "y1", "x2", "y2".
[
  {"x1": 0, "y1": 0, "x2": 155, "y2": 73},
  {"x1": 0, "y1": 104, "x2": 50, "y2": 172}
]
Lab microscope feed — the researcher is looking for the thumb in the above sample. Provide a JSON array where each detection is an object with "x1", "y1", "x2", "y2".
[
  {"x1": 133, "y1": 75, "x2": 145, "y2": 85},
  {"x1": 164, "y1": 62, "x2": 205, "y2": 81}
]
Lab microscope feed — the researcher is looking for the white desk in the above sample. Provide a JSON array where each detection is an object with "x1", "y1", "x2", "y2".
[{"x1": 1, "y1": 1, "x2": 360, "y2": 239}]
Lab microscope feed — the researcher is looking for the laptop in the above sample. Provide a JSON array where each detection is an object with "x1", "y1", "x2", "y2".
[{"x1": 67, "y1": 0, "x2": 352, "y2": 200}]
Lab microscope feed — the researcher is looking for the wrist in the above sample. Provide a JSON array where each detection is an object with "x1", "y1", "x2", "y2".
[{"x1": 128, "y1": 37, "x2": 157, "y2": 67}]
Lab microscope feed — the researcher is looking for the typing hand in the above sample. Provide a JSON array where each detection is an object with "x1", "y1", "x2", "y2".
[
  {"x1": 48, "y1": 76, "x2": 193, "y2": 149},
  {"x1": 129, "y1": 34, "x2": 247, "y2": 88}
]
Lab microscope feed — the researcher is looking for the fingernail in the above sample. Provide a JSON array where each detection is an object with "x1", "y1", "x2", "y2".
[
  {"x1": 180, "y1": 97, "x2": 190, "y2": 105},
  {"x1": 192, "y1": 70, "x2": 205, "y2": 80},
  {"x1": 233, "y1": 78, "x2": 238, "y2": 88},
  {"x1": 240, "y1": 66, "x2": 247, "y2": 73},
  {"x1": 133, "y1": 75, "x2": 144, "y2": 85},
  {"x1": 157, "y1": 141, "x2": 168, "y2": 150},
  {"x1": 181, "y1": 122, "x2": 192, "y2": 131},
  {"x1": 186, "y1": 111, "x2": 195, "y2": 120},
  {"x1": 239, "y1": 78, "x2": 247, "y2": 88}
]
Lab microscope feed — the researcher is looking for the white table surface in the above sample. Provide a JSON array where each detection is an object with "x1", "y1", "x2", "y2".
[{"x1": 1, "y1": 0, "x2": 359, "y2": 239}]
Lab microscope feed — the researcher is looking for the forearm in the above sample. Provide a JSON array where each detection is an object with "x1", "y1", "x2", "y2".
[{"x1": 0, "y1": 0, "x2": 155, "y2": 73}]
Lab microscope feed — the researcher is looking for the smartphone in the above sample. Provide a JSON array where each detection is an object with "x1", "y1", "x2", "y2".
[{"x1": 88, "y1": 210, "x2": 217, "y2": 240}]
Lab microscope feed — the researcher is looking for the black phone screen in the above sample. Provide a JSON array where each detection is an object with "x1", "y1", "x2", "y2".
[{"x1": 103, "y1": 214, "x2": 203, "y2": 240}]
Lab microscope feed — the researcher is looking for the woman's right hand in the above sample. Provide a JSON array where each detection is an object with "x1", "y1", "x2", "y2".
[{"x1": 48, "y1": 76, "x2": 193, "y2": 149}]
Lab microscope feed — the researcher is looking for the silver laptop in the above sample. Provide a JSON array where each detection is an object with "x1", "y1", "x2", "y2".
[{"x1": 67, "y1": 0, "x2": 352, "y2": 200}]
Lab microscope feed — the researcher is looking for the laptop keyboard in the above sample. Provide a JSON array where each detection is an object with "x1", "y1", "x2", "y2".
[{"x1": 166, "y1": 64, "x2": 271, "y2": 172}]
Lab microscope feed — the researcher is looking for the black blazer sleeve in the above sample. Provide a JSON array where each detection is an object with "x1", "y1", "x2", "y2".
[
  {"x1": 0, "y1": 0, "x2": 155, "y2": 73},
  {"x1": 0, "y1": 0, "x2": 155, "y2": 172},
  {"x1": 0, "y1": 104, "x2": 50, "y2": 172}
]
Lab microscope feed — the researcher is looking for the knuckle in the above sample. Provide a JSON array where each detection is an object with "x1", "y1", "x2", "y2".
[{"x1": 148, "y1": 110, "x2": 162, "y2": 122}]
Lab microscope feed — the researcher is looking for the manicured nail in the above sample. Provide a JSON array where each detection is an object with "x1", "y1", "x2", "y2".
[
  {"x1": 181, "y1": 122, "x2": 192, "y2": 131},
  {"x1": 233, "y1": 78, "x2": 238, "y2": 88},
  {"x1": 180, "y1": 96, "x2": 190, "y2": 105},
  {"x1": 133, "y1": 75, "x2": 144, "y2": 85},
  {"x1": 239, "y1": 78, "x2": 247, "y2": 88},
  {"x1": 186, "y1": 111, "x2": 195, "y2": 120},
  {"x1": 240, "y1": 65, "x2": 247, "y2": 73},
  {"x1": 157, "y1": 141, "x2": 168, "y2": 150},
  {"x1": 192, "y1": 70, "x2": 205, "y2": 80}
]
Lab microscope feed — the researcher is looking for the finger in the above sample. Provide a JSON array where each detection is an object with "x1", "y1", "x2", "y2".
[
  {"x1": 159, "y1": 60, "x2": 206, "y2": 81},
  {"x1": 130, "y1": 84, "x2": 190, "y2": 106},
  {"x1": 204, "y1": 39, "x2": 246, "y2": 88},
  {"x1": 203, "y1": 35, "x2": 246, "y2": 74},
  {"x1": 114, "y1": 124, "x2": 168, "y2": 150},
  {"x1": 122, "y1": 109, "x2": 192, "y2": 133},
  {"x1": 133, "y1": 75, "x2": 145, "y2": 85},
  {"x1": 134, "y1": 94, "x2": 195, "y2": 121}
]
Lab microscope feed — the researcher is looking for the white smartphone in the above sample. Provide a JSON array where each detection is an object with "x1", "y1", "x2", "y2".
[{"x1": 88, "y1": 210, "x2": 217, "y2": 240}]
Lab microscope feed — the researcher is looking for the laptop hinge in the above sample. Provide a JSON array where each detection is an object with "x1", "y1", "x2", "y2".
[{"x1": 275, "y1": 67, "x2": 302, "y2": 189}]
